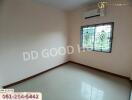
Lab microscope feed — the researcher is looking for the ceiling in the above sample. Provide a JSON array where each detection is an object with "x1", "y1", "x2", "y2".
[{"x1": 33, "y1": 0, "x2": 98, "y2": 11}]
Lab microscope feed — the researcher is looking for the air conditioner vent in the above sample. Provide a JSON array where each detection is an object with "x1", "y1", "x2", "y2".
[{"x1": 83, "y1": 8, "x2": 105, "y2": 19}]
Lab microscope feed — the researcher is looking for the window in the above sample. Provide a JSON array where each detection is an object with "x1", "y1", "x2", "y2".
[{"x1": 80, "y1": 22, "x2": 114, "y2": 53}]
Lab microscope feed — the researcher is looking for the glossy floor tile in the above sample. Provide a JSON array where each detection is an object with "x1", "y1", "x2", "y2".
[{"x1": 10, "y1": 63, "x2": 131, "y2": 100}]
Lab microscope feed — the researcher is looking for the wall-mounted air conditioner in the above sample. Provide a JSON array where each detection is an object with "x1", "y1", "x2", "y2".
[{"x1": 83, "y1": 8, "x2": 105, "y2": 19}]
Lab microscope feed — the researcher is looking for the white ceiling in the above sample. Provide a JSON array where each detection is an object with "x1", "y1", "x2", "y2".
[{"x1": 33, "y1": 0, "x2": 98, "y2": 11}]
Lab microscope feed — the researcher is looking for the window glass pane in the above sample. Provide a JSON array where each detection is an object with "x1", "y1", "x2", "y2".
[
  {"x1": 94, "y1": 25, "x2": 112, "y2": 52},
  {"x1": 82, "y1": 27, "x2": 95, "y2": 50}
]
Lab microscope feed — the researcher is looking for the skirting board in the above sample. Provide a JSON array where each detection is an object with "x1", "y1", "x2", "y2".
[
  {"x1": 3, "y1": 61, "x2": 69, "y2": 88},
  {"x1": 69, "y1": 61, "x2": 129, "y2": 80},
  {"x1": 3, "y1": 61, "x2": 130, "y2": 88}
]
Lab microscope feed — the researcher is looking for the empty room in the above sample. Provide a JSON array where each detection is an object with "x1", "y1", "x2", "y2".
[{"x1": 0, "y1": 0, "x2": 132, "y2": 100}]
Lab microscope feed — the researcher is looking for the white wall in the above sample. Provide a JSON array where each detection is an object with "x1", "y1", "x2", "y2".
[
  {"x1": 69, "y1": 0, "x2": 132, "y2": 78},
  {"x1": 130, "y1": 74, "x2": 132, "y2": 80},
  {"x1": 0, "y1": 0, "x2": 68, "y2": 86}
]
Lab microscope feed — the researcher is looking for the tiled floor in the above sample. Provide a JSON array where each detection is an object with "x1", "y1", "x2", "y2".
[{"x1": 10, "y1": 62, "x2": 131, "y2": 100}]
